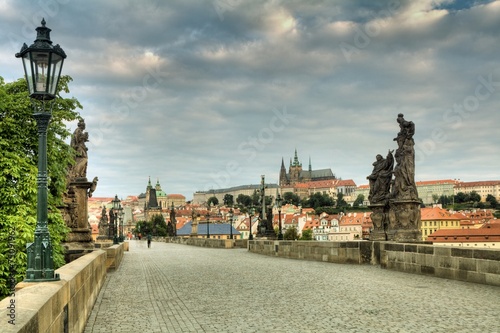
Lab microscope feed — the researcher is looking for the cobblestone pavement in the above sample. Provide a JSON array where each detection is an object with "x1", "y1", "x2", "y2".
[{"x1": 84, "y1": 241, "x2": 500, "y2": 333}]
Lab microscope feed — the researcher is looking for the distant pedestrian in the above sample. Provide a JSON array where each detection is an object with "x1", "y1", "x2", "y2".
[{"x1": 147, "y1": 233, "x2": 152, "y2": 248}]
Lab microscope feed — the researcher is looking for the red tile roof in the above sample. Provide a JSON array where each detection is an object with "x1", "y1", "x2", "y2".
[
  {"x1": 428, "y1": 223, "x2": 500, "y2": 242},
  {"x1": 456, "y1": 180, "x2": 500, "y2": 187},
  {"x1": 421, "y1": 207, "x2": 461, "y2": 221},
  {"x1": 415, "y1": 179, "x2": 457, "y2": 186}
]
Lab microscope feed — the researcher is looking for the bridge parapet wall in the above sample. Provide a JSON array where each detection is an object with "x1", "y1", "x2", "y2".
[
  {"x1": 249, "y1": 240, "x2": 500, "y2": 287},
  {"x1": 166, "y1": 237, "x2": 248, "y2": 248},
  {"x1": 0, "y1": 249, "x2": 107, "y2": 333},
  {"x1": 381, "y1": 243, "x2": 500, "y2": 286},
  {"x1": 249, "y1": 240, "x2": 374, "y2": 264}
]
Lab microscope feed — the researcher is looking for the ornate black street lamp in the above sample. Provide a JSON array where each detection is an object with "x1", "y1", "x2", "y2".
[
  {"x1": 228, "y1": 208, "x2": 234, "y2": 240},
  {"x1": 248, "y1": 207, "x2": 255, "y2": 240},
  {"x1": 276, "y1": 193, "x2": 283, "y2": 240},
  {"x1": 112, "y1": 195, "x2": 120, "y2": 244},
  {"x1": 206, "y1": 211, "x2": 210, "y2": 239},
  {"x1": 16, "y1": 19, "x2": 66, "y2": 282},
  {"x1": 118, "y1": 207, "x2": 124, "y2": 242}
]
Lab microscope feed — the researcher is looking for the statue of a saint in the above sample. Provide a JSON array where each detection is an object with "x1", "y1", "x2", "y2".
[
  {"x1": 70, "y1": 119, "x2": 89, "y2": 178},
  {"x1": 394, "y1": 113, "x2": 415, "y2": 149},
  {"x1": 367, "y1": 150, "x2": 394, "y2": 204},
  {"x1": 391, "y1": 114, "x2": 418, "y2": 201}
]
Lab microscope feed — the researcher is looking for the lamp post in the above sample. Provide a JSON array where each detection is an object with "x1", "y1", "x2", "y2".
[
  {"x1": 248, "y1": 207, "x2": 254, "y2": 240},
  {"x1": 276, "y1": 192, "x2": 283, "y2": 240},
  {"x1": 118, "y1": 205, "x2": 124, "y2": 242},
  {"x1": 112, "y1": 195, "x2": 120, "y2": 244},
  {"x1": 228, "y1": 208, "x2": 233, "y2": 240},
  {"x1": 206, "y1": 211, "x2": 210, "y2": 239},
  {"x1": 16, "y1": 19, "x2": 66, "y2": 282}
]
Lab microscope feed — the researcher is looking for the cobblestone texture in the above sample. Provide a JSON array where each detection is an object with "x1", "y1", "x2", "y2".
[{"x1": 84, "y1": 241, "x2": 500, "y2": 333}]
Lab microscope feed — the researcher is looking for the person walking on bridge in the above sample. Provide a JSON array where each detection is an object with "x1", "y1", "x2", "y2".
[{"x1": 147, "y1": 233, "x2": 152, "y2": 248}]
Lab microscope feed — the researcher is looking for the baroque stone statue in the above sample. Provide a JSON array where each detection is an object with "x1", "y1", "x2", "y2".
[
  {"x1": 391, "y1": 113, "x2": 418, "y2": 201},
  {"x1": 70, "y1": 119, "x2": 89, "y2": 179},
  {"x1": 368, "y1": 113, "x2": 421, "y2": 242},
  {"x1": 367, "y1": 150, "x2": 394, "y2": 205}
]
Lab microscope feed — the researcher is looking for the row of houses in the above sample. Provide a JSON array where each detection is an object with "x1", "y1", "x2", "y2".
[{"x1": 193, "y1": 179, "x2": 500, "y2": 208}]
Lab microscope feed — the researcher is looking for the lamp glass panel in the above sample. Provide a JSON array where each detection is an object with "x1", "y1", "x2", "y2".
[
  {"x1": 32, "y1": 51, "x2": 49, "y2": 94},
  {"x1": 48, "y1": 53, "x2": 63, "y2": 95},
  {"x1": 21, "y1": 54, "x2": 35, "y2": 95}
]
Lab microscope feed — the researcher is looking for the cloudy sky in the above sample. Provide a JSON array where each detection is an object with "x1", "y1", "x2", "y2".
[{"x1": 1, "y1": 0, "x2": 499, "y2": 200}]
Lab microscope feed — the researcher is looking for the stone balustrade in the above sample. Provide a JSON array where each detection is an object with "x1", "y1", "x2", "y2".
[{"x1": 0, "y1": 242, "x2": 125, "y2": 333}]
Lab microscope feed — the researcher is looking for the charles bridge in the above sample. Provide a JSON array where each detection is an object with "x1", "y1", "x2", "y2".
[{"x1": 1, "y1": 238, "x2": 500, "y2": 333}]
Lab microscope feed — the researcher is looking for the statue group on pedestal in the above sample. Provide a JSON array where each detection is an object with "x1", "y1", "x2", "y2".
[
  {"x1": 368, "y1": 113, "x2": 418, "y2": 204},
  {"x1": 367, "y1": 114, "x2": 421, "y2": 241},
  {"x1": 60, "y1": 118, "x2": 100, "y2": 261}
]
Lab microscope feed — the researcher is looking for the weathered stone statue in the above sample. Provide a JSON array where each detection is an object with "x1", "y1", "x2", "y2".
[
  {"x1": 367, "y1": 150, "x2": 394, "y2": 204},
  {"x1": 256, "y1": 175, "x2": 275, "y2": 238},
  {"x1": 70, "y1": 119, "x2": 89, "y2": 179},
  {"x1": 369, "y1": 114, "x2": 421, "y2": 242},
  {"x1": 167, "y1": 203, "x2": 177, "y2": 237},
  {"x1": 88, "y1": 176, "x2": 98, "y2": 197},
  {"x1": 97, "y1": 206, "x2": 109, "y2": 240},
  {"x1": 61, "y1": 118, "x2": 97, "y2": 262},
  {"x1": 109, "y1": 208, "x2": 115, "y2": 240},
  {"x1": 391, "y1": 114, "x2": 418, "y2": 201}
]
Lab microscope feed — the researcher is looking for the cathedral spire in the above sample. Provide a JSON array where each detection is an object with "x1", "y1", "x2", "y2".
[
  {"x1": 147, "y1": 176, "x2": 152, "y2": 189},
  {"x1": 279, "y1": 157, "x2": 288, "y2": 186},
  {"x1": 309, "y1": 156, "x2": 312, "y2": 172},
  {"x1": 293, "y1": 148, "x2": 299, "y2": 166}
]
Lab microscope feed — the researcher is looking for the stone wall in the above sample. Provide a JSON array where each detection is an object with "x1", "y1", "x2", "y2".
[
  {"x1": 105, "y1": 243, "x2": 124, "y2": 270},
  {"x1": 0, "y1": 249, "x2": 107, "y2": 333},
  {"x1": 380, "y1": 242, "x2": 500, "y2": 286},
  {"x1": 249, "y1": 240, "x2": 374, "y2": 264},
  {"x1": 249, "y1": 240, "x2": 500, "y2": 287},
  {"x1": 166, "y1": 237, "x2": 248, "y2": 249}
]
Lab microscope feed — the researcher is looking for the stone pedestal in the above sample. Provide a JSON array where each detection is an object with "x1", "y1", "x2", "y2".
[
  {"x1": 369, "y1": 204, "x2": 388, "y2": 241},
  {"x1": 63, "y1": 179, "x2": 94, "y2": 262},
  {"x1": 388, "y1": 200, "x2": 422, "y2": 242},
  {"x1": 256, "y1": 219, "x2": 276, "y2": 239}
]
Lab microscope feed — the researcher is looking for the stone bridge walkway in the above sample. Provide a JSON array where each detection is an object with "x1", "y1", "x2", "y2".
[{"x1": 84, "y1": 241, "x2": 500, "y2": 333}]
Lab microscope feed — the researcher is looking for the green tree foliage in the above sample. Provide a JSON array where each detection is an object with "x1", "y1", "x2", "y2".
[
  {"x1": 283, "y1": 192, "x2": 300, "y2": 206},
  {"x1": 305, "y1": 192, "x2": 334, "y2": 209},
  {"x1": 134, "y1": 220, "x2": 150, "y2": 236},
  {"x1": 0, "y1": 76, "x2": 81, "y2": 299},
  {"x1": 251, "y1": 190, "x2": 260, "y2": 206},
  {"x1": 236, "y1": 194, "x2": 252, "y2": 207},
  {"x1": 207, "y1": 196, "x2": 219, "y2": 206},
  {"x1": 353, "y1": 194, "x2": 365, "y2": 207},
  {"x1": 336, "y1": 193, "x2": 348, "y2": 209},
  {"x1": 486, "y1": 194, "x2": 498, "y2": 208},
  {"x1": 223, "y1": 194, "x2": 234, "y2": 206},
  {"x1": 432, "y1": 194, "x2": 439, "y2": 203},
  {"x1": 284, "y1": 227, "x2": 299, "y2": 240},
  {"x1": 300, "y1": 229, "x2": 313, "y2": 240},
  {"x1": 150, "y1": 214, "x2": 167, "y2": 236},
  {"x1": 454, "y1": 191, "x2": 481, "y2": 205},
  {"x1": 438, "y1": 195, "x2": 453, "y2": 206},
  {"x1": 469, "y1": 191, "x2": 481, "y2": 203},
  {"x1": 454, "y1": 192, "x2": 468, "y2": 203}
]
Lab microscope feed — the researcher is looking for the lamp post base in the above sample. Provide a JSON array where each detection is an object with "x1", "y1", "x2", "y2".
[{"x1": 25, "y1": 235, "x2": 60, "y2": 282}]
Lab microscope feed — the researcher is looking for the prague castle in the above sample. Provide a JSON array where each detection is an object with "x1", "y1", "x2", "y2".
[{"x1": 279, "y1": 149, "x2": 336, "y2": 186}]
